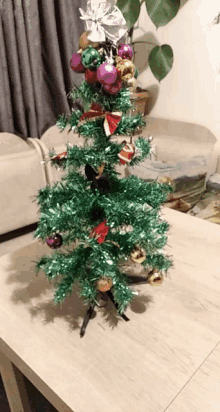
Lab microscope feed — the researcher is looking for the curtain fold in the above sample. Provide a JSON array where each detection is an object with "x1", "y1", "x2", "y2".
[{"x1": 0, "y1": 0, "x2": 86, "y2": 139}]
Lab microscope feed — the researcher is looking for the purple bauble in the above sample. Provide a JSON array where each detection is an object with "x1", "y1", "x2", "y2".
[
  {"x1": 118, "y1": 44, "x2": 133, "y2": 60},
  {"x1": 70, "y1": 53, "x2": 85, "y2": 73},
  {"x1": 46, "y1": 233, "x2": 63, "y2": 249},
  {"x1": 97, "y1": 63, "x2": 117, "y2": 85}
]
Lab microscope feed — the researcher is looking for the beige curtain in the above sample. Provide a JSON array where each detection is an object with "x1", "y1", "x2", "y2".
[{"x1": 0, "y1": 0, "x2": 86, "y2": 139}]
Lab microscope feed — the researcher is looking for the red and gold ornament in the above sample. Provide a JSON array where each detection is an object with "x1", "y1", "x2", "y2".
[
  {"x1": 51, "y1": 151, "x2": 67, "y2": 161},
  {"x1": 118, "y1": 143, "x2": 135, "y2": 165}
]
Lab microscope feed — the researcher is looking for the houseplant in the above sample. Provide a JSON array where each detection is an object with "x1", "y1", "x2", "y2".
[{"x1": 117, "y1": 0, "x2": 181, "y2": 114}]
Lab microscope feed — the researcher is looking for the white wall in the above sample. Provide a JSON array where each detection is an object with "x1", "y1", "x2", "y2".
[{"x1": 135, "y1": 0, "x2": 220, "y2": 141}]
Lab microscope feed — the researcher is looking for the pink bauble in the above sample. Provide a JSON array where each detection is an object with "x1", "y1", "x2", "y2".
[
  {"x1": 97, "y1": 63, "x2": 117, "y2": 85},
  {"x1": 46, "y1": 233, "x2": 63, "y2": 249},
  {"x1": 70, "y1": 53, "x2": 85, "y2": 73},
  {"x1": 118, "y1": 44, "x2": 133, "y2": 60},
  {"x1": 103, "y1": 78, "x2": 122, "y2": 95}
]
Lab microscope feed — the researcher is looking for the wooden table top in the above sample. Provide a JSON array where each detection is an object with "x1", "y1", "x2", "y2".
[{"x1": 0, "y1": 207, "x2": 220, "y2": 412}]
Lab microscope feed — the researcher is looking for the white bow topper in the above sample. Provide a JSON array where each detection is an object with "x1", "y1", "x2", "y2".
[{"x1": 79, "y1": 0, "x2": 128, "y2": 44}]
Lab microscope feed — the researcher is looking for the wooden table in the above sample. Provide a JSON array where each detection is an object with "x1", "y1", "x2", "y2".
[{"x1": 0, "y1": 207, "x2": 220, "y2": 412}]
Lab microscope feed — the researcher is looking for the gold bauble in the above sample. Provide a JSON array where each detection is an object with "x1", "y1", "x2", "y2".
[
  {"x1": 97, "y1": 277, "x2": 113, "y2": 292},
  {"x1": 116, "y1": 59, "x2": 135, "y2": 82},
  {"x1": 79, "y1": 31, "x2": 100, "y2": 50},
  {"x1": 147, "y1": 270, "x2": 164, "y2": 286},
  {"x1": 130, "y1": 247, "x2": 146, "y2": 264}
]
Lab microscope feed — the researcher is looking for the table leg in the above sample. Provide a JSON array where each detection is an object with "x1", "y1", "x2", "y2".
[{"x1": 0, "y1": 350, "x2": 32, "y2": 412}]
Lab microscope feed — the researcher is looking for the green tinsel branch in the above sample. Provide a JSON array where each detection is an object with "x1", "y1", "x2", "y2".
[
  {"x1": 144, "y1": 252, "x2": 174, "y2": 273},
  {"x1": 114, "y1": 113, "x2": 146, "y2": 135},
  {"x1": 69, "y1": 81, "x2": 132, "y2": 113}
]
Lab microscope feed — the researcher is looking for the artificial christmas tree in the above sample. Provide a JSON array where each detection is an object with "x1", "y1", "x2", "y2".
[{"x1": 35, "y1": 0, "x2": 174, "y2": 337}]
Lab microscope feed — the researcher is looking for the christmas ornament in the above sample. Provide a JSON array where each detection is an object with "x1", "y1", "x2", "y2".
[
  {"x1": 81, "y1": 46, "x2": 101, "y2": 70},
  {"x1": 46, "y1": 233, "x2": 63, "y2": 249},
  {"x1": 70, "y1": 53, "x2": 85, "y2": 73},
  {"x1": 115, "y1": 59, "x2": 135, "y2": 82},
  {"x1": 118, "y1": 143, "x2": 135, "y2": 165},
  {"x1": 85, "y1": 68, "x2": 98, "y2": 84},
  {"x1": 79, "y1": 30, "x2": 99, "y2": 50},
  {"x1": 97, "y1": 63, "x2": 117, "y2": 85},
  {"x1": 96, "y1": 277, "x2": 113, "y2": 292},
  {"x1": 79, "y1": 1, "x2": 127, "y2": 43},
  {"x1": 41, "y1": 151, "x2": 68, "y2": 166},
  {"x1": 130, "y1": 247, "x2": 146, "y2": 264},
  {"x1": 90, "y1": 220, "x2": 110, "y2": 244},
  {"x1": 118, "y1": 44, "x2": 133, "y2": 60},
  {"x1": 85, "y1": 164, "x2": 111, "y2": 194},
  {"x1": 103, "y1": 78, "x2": 122, "y2": 95},
  {"x1": 147, "y1": 270, "x2": 164, "y2": 286},
  {"x1": 80, "y1": 103, "x2": 122, "y2": 136},
  {"x1": 51, "y1": 151, "x2": 68, "y2": 161}
]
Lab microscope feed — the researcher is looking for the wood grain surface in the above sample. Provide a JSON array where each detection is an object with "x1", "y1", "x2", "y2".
[{"x1": 0, "y1": 207, "x2": 219, "y2": 412}]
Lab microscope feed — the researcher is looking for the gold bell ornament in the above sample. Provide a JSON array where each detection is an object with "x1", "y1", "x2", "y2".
[
  {"x1": 130, "y1": 247, "x2": 146, "y2": 264},
  {"x1": 96, "y1": 277, "x2": 113, "y2": 292},
  {"x1": 147, "y1": 270, "x2": 164, "y2": 286}
]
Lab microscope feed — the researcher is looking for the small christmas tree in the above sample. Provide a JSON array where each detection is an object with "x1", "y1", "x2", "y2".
[{"x1": 35, "y1": 0, "x2": 174, "y2": 337}]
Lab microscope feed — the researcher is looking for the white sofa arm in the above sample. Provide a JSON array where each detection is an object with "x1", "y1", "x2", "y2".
[
  {"x1": 39, "y1": 125, "x2": 85, "y2": 184},
  {"x1": 0, "y1": 133, "x2": 47, "y2": 235}
]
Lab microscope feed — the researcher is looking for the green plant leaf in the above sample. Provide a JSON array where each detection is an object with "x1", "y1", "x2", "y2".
[
  {"x1": 149, "y1": 44, "x2": 173, "y2": 82},
  {"x1": 117, "y1": 0, "x2": 141, "y2": 29},
  {"x1": 145, "y1": 0, "x2": 180, "y2": 28}
]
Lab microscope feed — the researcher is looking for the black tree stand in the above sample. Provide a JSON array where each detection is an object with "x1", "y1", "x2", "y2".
[{"x1": 80, "y1": 275, "x2": 150, "y2": 337}]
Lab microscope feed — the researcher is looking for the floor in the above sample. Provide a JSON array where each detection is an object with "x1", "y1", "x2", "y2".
[{"x1": 0, "y1": 373, "x2": 58, "y2": 412}]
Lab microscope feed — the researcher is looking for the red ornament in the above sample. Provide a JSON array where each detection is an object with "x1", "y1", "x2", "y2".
[
  {"x1": 90, "y1": 220, "x2": 109, "y2": 244},
  {"x1": 85, "y1": 68, "x2": 97, "y2": 84},
  {"x1": 103, "y1": 78, "x2": 122, "y2": 95},
  {"x1": 118, "y1": 143, "x2": 135, "y2": 165},
  {"x1": 116, "y1": 68, "x2": 122, "y2": 79},
  {"x1": 46, "y1": 233, "x2": 63, "y2": 249}
]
